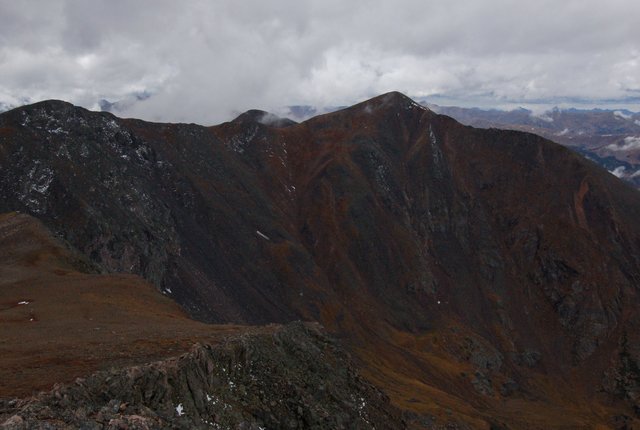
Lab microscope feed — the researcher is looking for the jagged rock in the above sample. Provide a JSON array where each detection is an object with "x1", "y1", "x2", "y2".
[
  {"x1": 511, "y1": 350, "x2": 542, "y2": 368},
  {"x1": 471, "y1": 371, "x2": 493, "y2": 396},
  {"x1": 0, "y1": 322, "x2": 403, "y2": 429}
]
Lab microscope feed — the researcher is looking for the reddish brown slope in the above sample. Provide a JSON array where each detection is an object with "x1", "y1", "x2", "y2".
[{"x1": 0, "y1": 212, "x2": 252, "y2": 398}]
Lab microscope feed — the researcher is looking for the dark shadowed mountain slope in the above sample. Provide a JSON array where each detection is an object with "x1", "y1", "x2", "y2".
[{"x1": 2, "y1": 93, "x2": 640, "y2": 427}]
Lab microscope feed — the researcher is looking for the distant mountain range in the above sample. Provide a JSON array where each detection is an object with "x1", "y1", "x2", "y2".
[{"x1": 2, "y1": 93, "x2": 640, "y2": 428}]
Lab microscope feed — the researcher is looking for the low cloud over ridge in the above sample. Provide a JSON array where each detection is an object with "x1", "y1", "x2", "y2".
[{"x1": 1, "y1": 0, "x2": 639, "y2": 124}]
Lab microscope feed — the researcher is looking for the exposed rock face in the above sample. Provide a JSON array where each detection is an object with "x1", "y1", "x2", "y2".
[
  {"x1": 0, "y1": 322, "x2": 402, "y2": 430},
  {"x1": 2, "y1": 93, "x2": 640, "y2": 427},
  {"x1": 0, "y1": 101, "x2": 180, "y2": 293}
]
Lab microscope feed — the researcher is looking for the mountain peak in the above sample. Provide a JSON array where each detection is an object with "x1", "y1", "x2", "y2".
[
  {"x1": 376, "y1": 90, "x2": 414, "y2": 102},
  {"x1": 232, "y1": 109, "x2": 297, "y2": 128},
  {"x1": 19, "y1": 99, "x2": 77, "y2": 113},
  {"x1": 352, "y1": 91, "x2": 429, "y2": 114}
]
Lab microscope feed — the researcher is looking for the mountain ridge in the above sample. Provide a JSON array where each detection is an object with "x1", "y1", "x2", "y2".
[{"x1": 2, "y1": 93, "x2": 640, "y2": 427}]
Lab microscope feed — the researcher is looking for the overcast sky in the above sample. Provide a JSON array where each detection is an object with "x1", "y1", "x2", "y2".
[{"x1": 1, "y1": 0, "x2": 639, "y2": 124}]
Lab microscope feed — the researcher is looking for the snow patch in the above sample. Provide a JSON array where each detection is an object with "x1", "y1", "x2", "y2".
[
  {"x1": 175, "y1": 403, "x2": 184, "y2": 416},
  {"x1": 355, "y1": 395, "x2": 371, "y2": 425},
  {"x1": 429, "y1": 125, "x2": 445, "y2": 179},
  {"x1": 610, "y1": 166, "x2": 626, "y2": 178},
  {"x1": 227, "y1": 124, "x2": 258, "y2": 153},
  {"x1": 409, "y1": 100, "x2": 427, "y2": 111},
  {"x1": 17, "y1": 162, "x2": 55, "y2": 213},
  {"x1": 18, "y1": 301, "x2": 30, "y2": 305},
  {"x1": 26, "y1": 162, "x2": 54, "y2": 194},
  {"x1": 32, "y1": 169, "x2": 54, "y2": 194},
  {"x1": 256, "y1": 230, "x2": 270, "y2": 240},
  {"x1": 49, "y1": 127, "x2": 68, "y2": 135},
  {"x1": 105, "y1": 119, "x2": 120, "y2": 131},
  {"x1": 555, "y1": 128, "x2": 569, "y2": 136},
  {"x1": 79, "y1": 143, "x2": 90, "y2": 158},
  {"x1": 21, "y1": 113, "x2": 31, "y2": 127}
]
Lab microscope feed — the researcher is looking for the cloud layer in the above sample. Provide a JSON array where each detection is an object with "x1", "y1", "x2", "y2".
[
  {"x1": 1, "y1": 0, "x2": 639, "y2": 123},
  {"x1": 608, "y1": 136, "x2": 640, "y2": 151}
]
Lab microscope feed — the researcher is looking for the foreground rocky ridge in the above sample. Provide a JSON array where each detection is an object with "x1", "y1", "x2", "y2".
[
  {"x1": 1, "y1": 322, "x2": 401, "y2": 429},
  {"x1": 0, "y1": 212, "x2": 402, "y2": 429},
  {"x1": 2, "y1": 93, "x2": 640, "y2": 427}
]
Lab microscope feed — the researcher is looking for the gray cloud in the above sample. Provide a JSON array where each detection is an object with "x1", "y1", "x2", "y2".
[{"x1": 1, "y1": 0, "x2": 639, "y2": 124}]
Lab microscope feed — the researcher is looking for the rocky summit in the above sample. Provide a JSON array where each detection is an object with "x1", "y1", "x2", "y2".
[{"x1": 1, "y1": 92, "x2": 640, "y2": 428}]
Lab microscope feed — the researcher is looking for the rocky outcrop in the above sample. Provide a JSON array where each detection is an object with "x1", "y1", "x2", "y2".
[
  {"x1": 0, "y1": 322, "x2": 402, "y2": 429},
  {"x1": 603, "y1": 329, "x2": 640, "y2": 417},
  {"x1": 0, "y1": 101, "x2": 180, "y2": 294}
]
